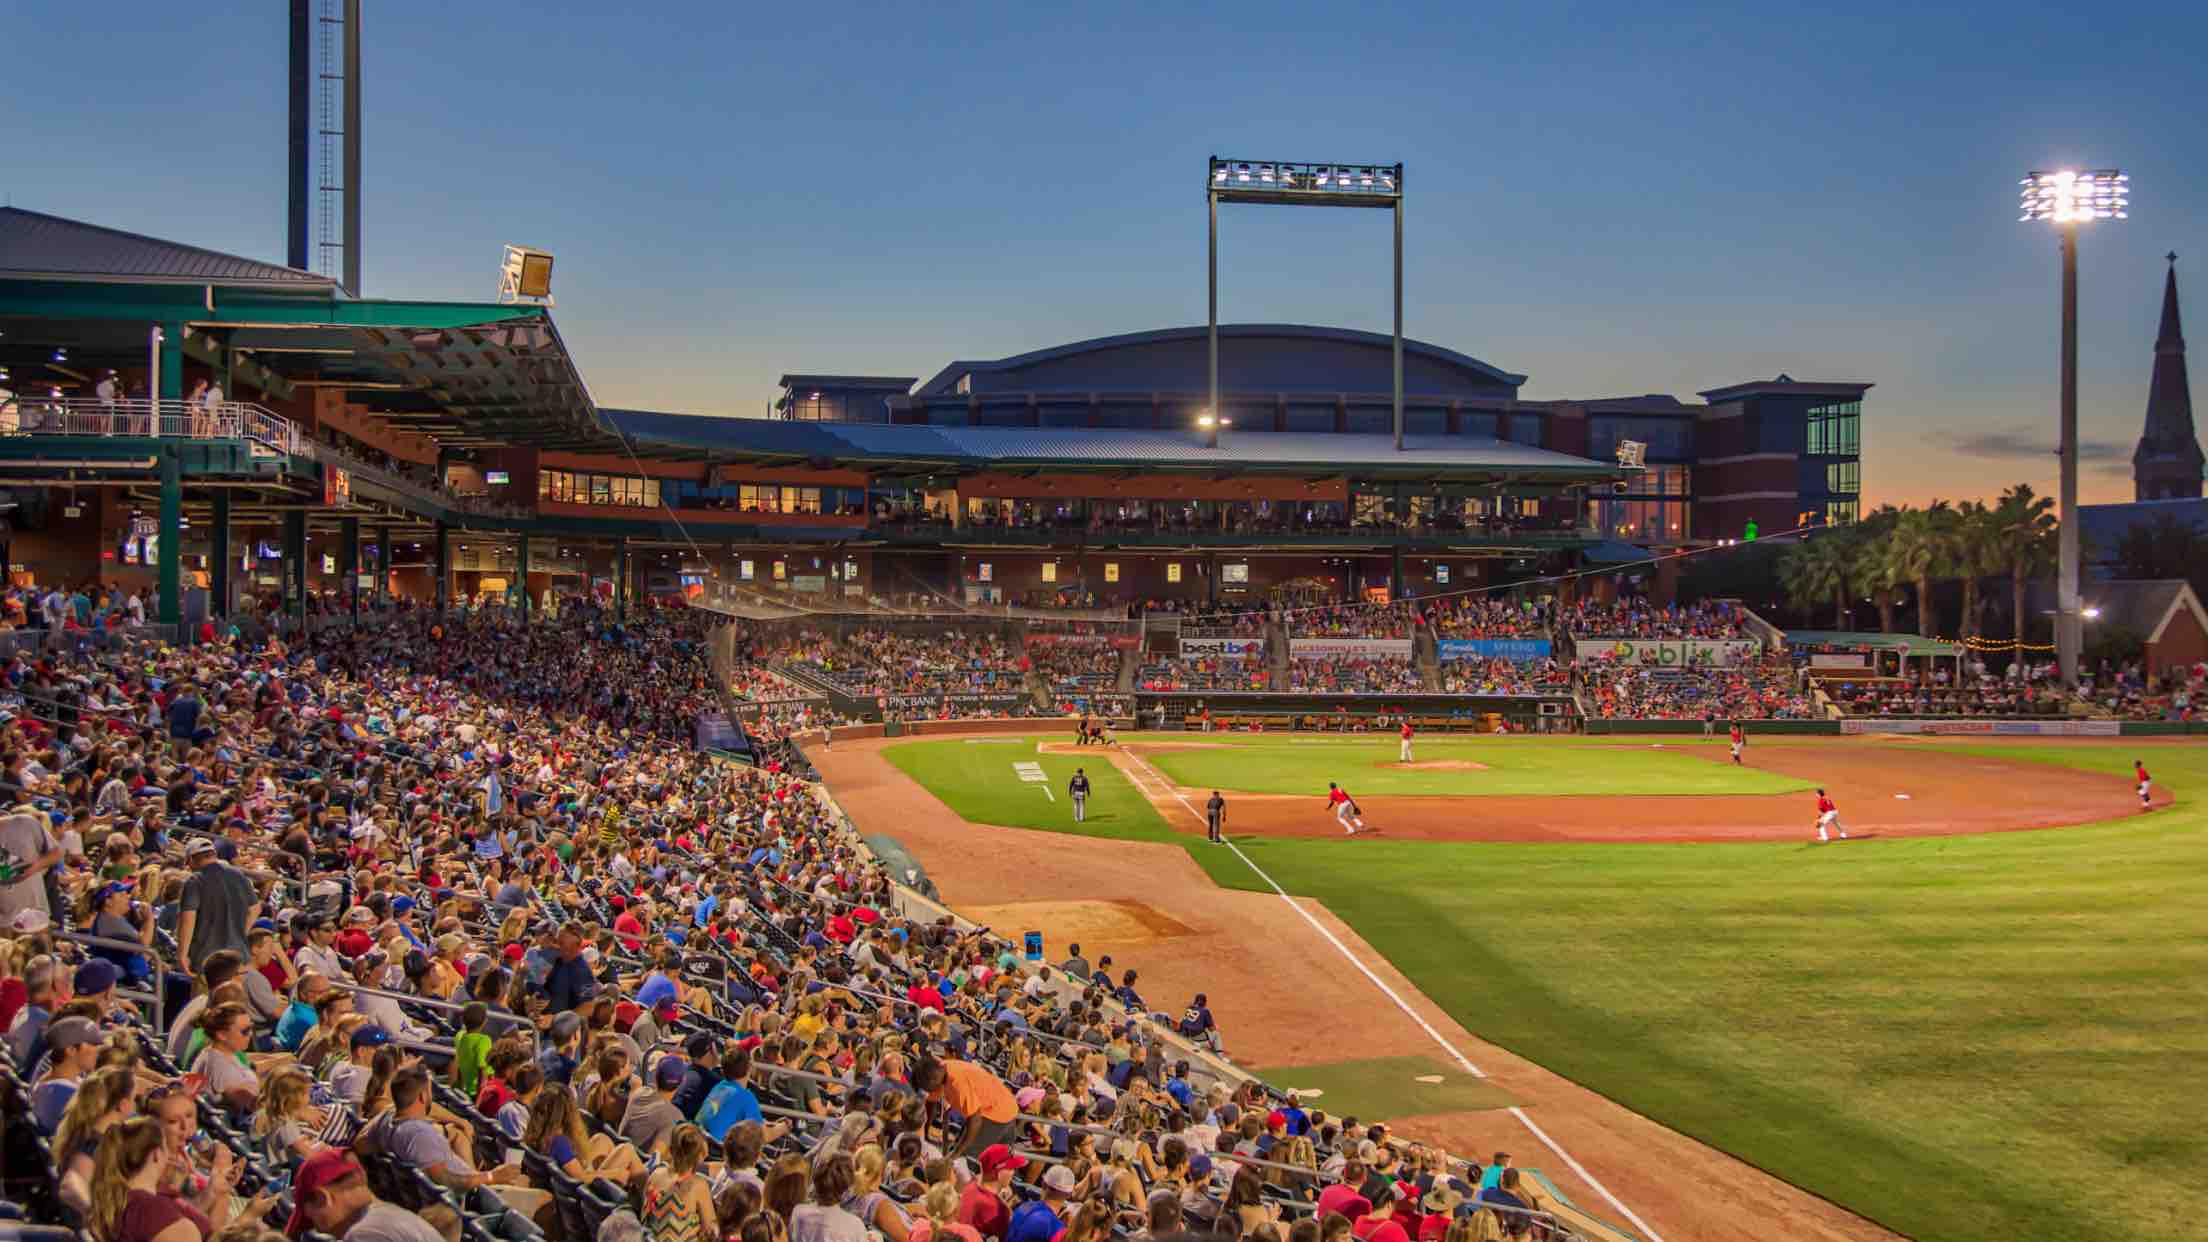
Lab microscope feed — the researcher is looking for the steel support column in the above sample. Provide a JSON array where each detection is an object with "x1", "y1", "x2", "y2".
[
  {"x1": 156, "y1": 452, "x2": 181, "y2": 627},
  {"x1": 284, "y1": 509, "x2": 307, "y2": 629},
  {"x1": 209, "y1": 491, "x2": 231, "y2": 622},
  {"x1": 341, "y1": 516, "x2": 359, "y2": 623}
]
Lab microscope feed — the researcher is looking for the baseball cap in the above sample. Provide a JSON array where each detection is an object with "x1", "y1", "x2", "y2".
[
  {"x1": 185, "y1": 838, "x2": 216, "y2": 858},
  {"x1": 44, "y1": 1015, "x2": 99, "y2": 1054},
  {"x1": 1041, "y1": 1164, "x2": 1078, "y2": 1194},
  {"x1": 654, "y1": 1056, "x2": 689, "y2": 1090},
  {"x1": 978, "y1": 1144, "x2": 1030, "y2": 1178},
  {"x1": 1421, "y1": 1185, "x2": 1465, "y2": 1215},
  {"x1": 287, "y1": 1148, "x2": 366, "y2": 1236},
  {"x1": 343, "y1": 907, "x2": 375, "y2": 925},
  {"x1": 350, "y1": 1025, "x2": 393, "y2": 1050},
  {"x1": 91, "y1": 880, "x2": 135, "y2": 905},
  {"x1": 11, "y1": 909, "x2": 50, "y2": 933},
  {"x1": 1188, "y1": 1154, "x2": 1214, "y2": 1179},
  {"x1": 73, "y1": 959, "x2": 121, "y2": 995},
  {"x1": 1266, "y1": 1109, "x2": 1289, "y2": 1130},
  {"x1": 390, "y1": 895, "x2": 417, "y2": 917}
]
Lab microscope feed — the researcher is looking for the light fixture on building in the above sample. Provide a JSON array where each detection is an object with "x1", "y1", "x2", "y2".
[
  {"x1": 2018, "y1": 169, "x2": 2127, "y2": 223},
  {"x1": 497, "y1": 244, "x2": 557, "y2": 305}
]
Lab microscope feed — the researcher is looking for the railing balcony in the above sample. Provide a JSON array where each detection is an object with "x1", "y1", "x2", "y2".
[{"x1": 0, "y1": 396, "x2": 305, "y2": 456}]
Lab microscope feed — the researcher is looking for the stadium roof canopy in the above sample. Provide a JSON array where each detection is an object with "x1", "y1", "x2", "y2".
[{"x1": 603, "y1": 409, "x2": 1624, "y2": 483}]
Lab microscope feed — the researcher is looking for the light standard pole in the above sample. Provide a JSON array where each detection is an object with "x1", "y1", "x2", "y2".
[{"x1": 2019, "y1": 169, "x2": 2126, "y2": 687}]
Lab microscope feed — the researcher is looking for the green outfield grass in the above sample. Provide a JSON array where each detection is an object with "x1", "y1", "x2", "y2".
[
  {"x1": 1135, "y1": 733, "x2": 1810, "y2": 796},
  {"x1": 882, "y1": 738, "x2": 1175, "y2": 840},
  {"x1": 881, "y1": 733, "x2": 2208, "y2": 1242}
]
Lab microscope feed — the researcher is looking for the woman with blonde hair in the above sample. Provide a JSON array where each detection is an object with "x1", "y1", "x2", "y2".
[
  {"x1": 641, "y1": 1124, "x2": 718, "y2": 1242},
  {"x1": 90, "y1": 1115, "x2": 271, "y2": 1242},
  {"x1": 1057, "y1": 1199, "x2": 1115, "y2": 1242},
  {"x1": 1444, "y1": 1210, "x2": 1509, "y2": 1242},
  {"x1": 842, "y1": 1145, "x2": 911, "y2": 1242},
  {"x1": 55, "y1": 1065, "x2": 138, "y2": 1216},
  {"x1": 909, "y1": 1181, "x2": 981, "y2": 1242}
]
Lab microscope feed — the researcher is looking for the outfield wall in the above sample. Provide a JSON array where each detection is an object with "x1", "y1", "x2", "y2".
[{"x1": 1582, "y1": 718, "x2": 1840, "y2": 735}]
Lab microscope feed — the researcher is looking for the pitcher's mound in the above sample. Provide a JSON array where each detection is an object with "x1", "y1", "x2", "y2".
[
  {"x1": 958, "y1": 899, "x2": 1196, "y2": 947},
  {"x1": 1390, "y1": 760, "x2": 1491, "y2": 772}
]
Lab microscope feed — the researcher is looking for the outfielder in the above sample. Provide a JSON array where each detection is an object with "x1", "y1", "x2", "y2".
[
  {"x1": 1399, "y1": 719, "x2": 1415, "y2": 763},
  {"x1": 1814, "y1": 787, "x2": 1848, "y2": 842},
  {"x1": 1069, "y1": 767, "x2": 1091, "y2": 823},
  {"x1": 1728, "y1": 721, "x2": 1745, "y2": 765},
  {"x1": 1326, "y1": 782, "x2": 1365, "y2": 835},
  {"x1": 2135, "y1": 758, "x2": 2153, "y2": 808}
]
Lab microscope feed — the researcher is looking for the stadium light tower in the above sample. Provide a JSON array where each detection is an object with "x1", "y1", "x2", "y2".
[
  {"x1": 2019, "y1": 168, "x2": 2127, "y2": 688},
  {"x1": 1208, "y1": 159, "x2": 1404, "y2": 449}
]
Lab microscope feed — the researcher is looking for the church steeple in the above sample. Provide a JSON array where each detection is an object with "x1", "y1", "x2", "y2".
[{"x1": 2133, "y1": 253, "x2": 2202, "y2": 501}]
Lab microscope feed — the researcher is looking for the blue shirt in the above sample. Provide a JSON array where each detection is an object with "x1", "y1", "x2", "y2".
[
  {"x1": 695, "y1": 1080, "x2": 763, "y2": 1141},
  {"x1": 541, "y1": 954, "x2": 596, "y2": 1013},
  {"x1": 1006, "y1": 1200, "x2": 1064, "y2": 1242},
  {"x1": 693, "y1": 894, "x2": 719, "y2": 927},
  {"x1": 274, "y1": 1000, "x2": 317, "y2": 1051}
]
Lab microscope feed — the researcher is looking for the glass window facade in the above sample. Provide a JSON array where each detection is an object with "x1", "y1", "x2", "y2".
[
  {"x1": 1587, "y1": 415, "x2": 1694, "y2": 461},
  {"x1": 786, "y1": 393, "x2": 842, "y2": 421},
  {"x1": 1404, "y1": 408, "x2": 1446, "y2": 436},
  {"x1": 1807, "y1": 401, "x2": 1861, "y2": 455},
  {"x1": 1458, "y1": 411, "x2": 1500, "y2": 438},
  {"x1": 1344, "y1": 406, "x2": 1392, "y2": 435},
  {"x1": 1504, "y1": 414, "x2": 1545, "y2": 446},
  {"x1": 1826, "y1": 461, "x2": 1860, "y2": 494},
  {"x1": 1284, "y1": 403, "x2": 1336, "y2": 433},
  {"x1": 540, "y1": 470, "x2": 662, "y2": 508},
  {"x1": 1590, "y1": 496, "x2": 1690, "y2": 541}
]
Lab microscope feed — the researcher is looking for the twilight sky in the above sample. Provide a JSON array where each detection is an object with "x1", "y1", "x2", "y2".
[{"x1": 4, "y1": 1, "x2": 2202, "y2": 506}]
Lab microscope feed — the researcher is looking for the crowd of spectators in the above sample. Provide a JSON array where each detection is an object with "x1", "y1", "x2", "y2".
[
  {"x1": 1823, "y1": 676, "x2": 2068, "y2": 718},
  {"x1": 1580, "y1": 659, "x2": 1815, "y2": 719},
  {"x1": 1136, "y1": 657, "x2": 1272, "y2": 692},
  {"x1": 1174, "y1": 608, "x2": 1271, "y2": 640},
  {"x1": 1286, "y1": 657, "x2": 1425, "y2": 695},
  {"x1": 1421, "y1": 599, "x2": 1550, "y2": 642},
  {"x1": 1559, "y1": 599, "x2": 1751, "y2": 640},
  {"x1": 1435, "y1": 659, "x2": 1566, "y2": 697},
  {"x1": 795, "y1": 630, "x2": 1023, "y2": 698},
  {"x1": 0, "y1": 600, "x2": 1569, "y2": 1242},
  {"x1": 1289, "y1": 607, "x2": 1411, "y2": 641}
]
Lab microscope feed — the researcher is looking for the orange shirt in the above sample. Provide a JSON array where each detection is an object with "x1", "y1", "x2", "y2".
[{"x1": 933, "y1": 1058, "x2": 1018, "y2": 1123}]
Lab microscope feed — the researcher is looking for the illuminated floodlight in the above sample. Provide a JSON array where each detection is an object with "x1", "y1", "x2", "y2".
[
  {"x1": 1207, "y1": 158, "x2": 1402, "y2": 206},
  {"x1": 2019, "y1": 169, "x2": 2128, "y2": 223}
]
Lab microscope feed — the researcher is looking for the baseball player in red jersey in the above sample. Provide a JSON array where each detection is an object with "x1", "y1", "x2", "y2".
[
  {"x1": 1814, "y1": 787, "x2": 1848, "y2": 842},
  {"x1": 1326, "y1": 782, "x2": 1365, "y2": 835},
  {"x1": 2135, "y1": 759, "x2": 2153, "y2": 808},
  {"x1": 1728, "y1": 721, "x2": 1745, "y2": 765},
  {"x1": 1399, "y1": 719, "x2": 1415, "y2": 763}
]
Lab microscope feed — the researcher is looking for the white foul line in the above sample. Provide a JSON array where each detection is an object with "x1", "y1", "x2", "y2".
[{"x1": 1118, "y1": 748, "x2": 1666, "y2": 1242}]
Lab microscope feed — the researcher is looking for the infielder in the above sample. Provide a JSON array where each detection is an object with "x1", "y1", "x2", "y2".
[
  {"x1": 1069, "y1": 767, "x2": 1091, "y2": 823},
  {"x1": 1814, "y1": 787, "x2": 1848, "y2": 842},
  {"x1": 1326, "y1": 782, "x2": 1365, "y2": 835},
  {"x1": 2135, "y1": 758, "x2": 2153, "y2": 808},
  {"x1": 1205, "y1": 790, "x2": 1226, "y2": 844},
  {"x1": 1399, "y1": 719, "x2": 1415, "y2": 763},
  {"x1": 1728, "y1": 721, "x2": 1745, "y2": 765}
]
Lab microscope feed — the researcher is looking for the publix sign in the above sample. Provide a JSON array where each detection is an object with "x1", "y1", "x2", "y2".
[{"x1": 1581, "y1": 638, "x2": 1761, "y2": 668}]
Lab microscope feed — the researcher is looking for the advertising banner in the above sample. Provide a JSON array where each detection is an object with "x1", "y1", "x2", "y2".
[
  {"x1": 1839, "y1": 718, "x2": 2120, "y2": 736},
  {"x1": 1438, "y1": 638, "x2": 1552, "y2": 662},
  {"x1": 1026, "y1": 633, "x2": 1143, "y2": 651},
  {"x1": 1576, "y1": 638, "x2": 1762, "y2": 668},
  {"x1": 1810, "y1": 652, "x2": 1871, "y2": 669},
  {"x1": 1180, "y1": 636, "x2": 1267, "y2": 657},
  {"x1": 881, "y1": 692, "x2": 1030, "y2": 713},
  {"x1": 1289, "y1": 638, "x2": 1414, "y2": 659}
]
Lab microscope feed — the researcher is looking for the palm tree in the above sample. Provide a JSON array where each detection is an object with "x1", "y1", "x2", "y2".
[
  {"x1": 1849, "y1": 505, "x2": 1904, "y2": 632},
  {"x1": 1884, "y1": 502, "x2": 1956, "y2": 637},
  {"x1": 1780, "y1": 530, "x2": 1854, "y2": 628},
  {"x1": 1952, "y1": 500, "x2": 2002, "y2": 640},
  {"x1": 1993, "y1": 484, "x2": 2056, "y2": 645}
]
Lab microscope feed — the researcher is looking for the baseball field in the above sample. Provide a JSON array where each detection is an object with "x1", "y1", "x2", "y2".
[{"x1": 845, "y1": 731, "x2": 2208, "y2": 1242}]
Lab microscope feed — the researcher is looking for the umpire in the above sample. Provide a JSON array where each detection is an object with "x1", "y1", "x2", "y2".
[
  {"x1": 1069, "y1": 767, "x2": 1091, "y2": 822},
  {"x1": 1205, "y1": 790, "x2": 1226, "y2": 844}
]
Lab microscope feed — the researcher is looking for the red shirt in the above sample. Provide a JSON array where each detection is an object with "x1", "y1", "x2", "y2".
[
  {"x1": 1817, "y1": 796, "x2": 1836, "y2": 815},
  {"x1": 613, "y1": 911, "x2": 646, "y2": 951},
  {"x1": 1730, "y1": 727, "x2": 1743, "y2": 743},
  {"x1": 825, "y1": 913, "x2": 856, "y2": 944},
  {"x1": 2137, "y1": 764, "x2": 2150, "y2": 782},
  {"x1": 1316, "y1": 1184, "x2": 1372, "y2": 1221},
  {"x1": 1329, "y1": 788, "x2": 1350, "y2": 806},
  {"x1": 1401, "y1": 723, "x2": 1413, "y2": 739},
  {"x1": 907, "y1": 983, "x2": 944, "y2": 1011},
  {"x1": 1352, "y1": 1213, "x2": 1409, "y2": 1242},
  {"x1": 957, "y1": 1181, "x2": 1010, "y2": 1241}
]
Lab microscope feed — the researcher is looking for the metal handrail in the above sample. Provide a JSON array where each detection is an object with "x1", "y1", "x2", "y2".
[{"x1": 0, "y1": 396, "x2": 302, "y2": 453}]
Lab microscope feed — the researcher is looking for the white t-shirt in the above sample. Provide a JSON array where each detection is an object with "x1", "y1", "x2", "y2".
[{"x1": 203, "y1": 1048, "x2": 259, "y2": 1098}]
